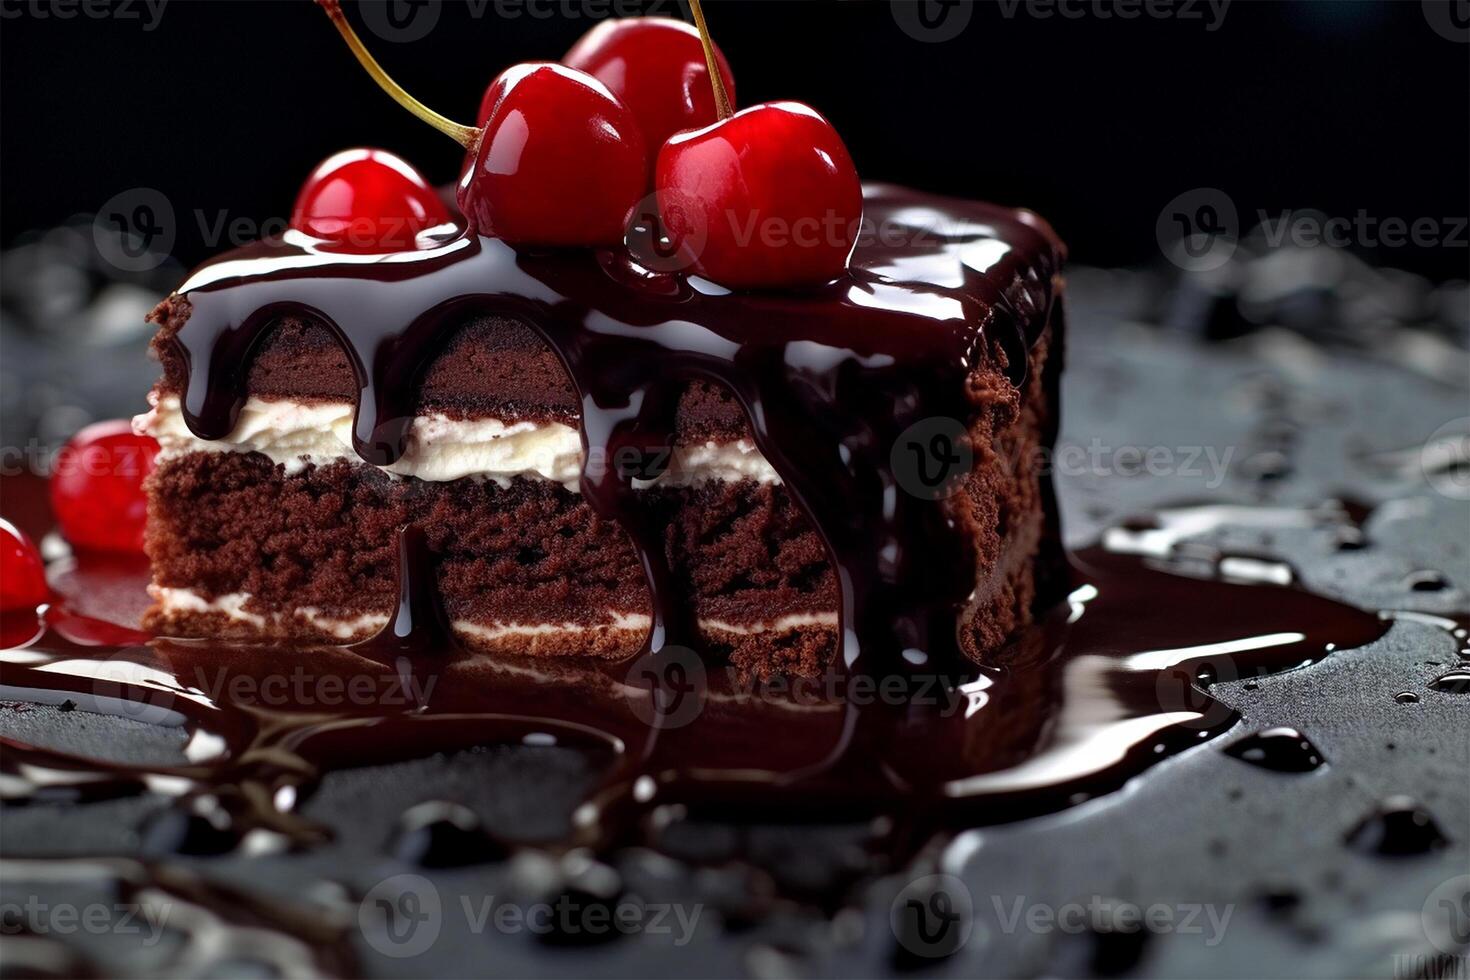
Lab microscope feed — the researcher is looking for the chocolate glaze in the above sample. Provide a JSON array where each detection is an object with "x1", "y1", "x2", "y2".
[{"x1": 161, "y1": 185, "x2": 1061, "y2": 679}]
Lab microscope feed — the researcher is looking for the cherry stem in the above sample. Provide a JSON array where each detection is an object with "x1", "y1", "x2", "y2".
[
  {"x1": 688, "y1": 0, "x2": 732, "y2": 121},
  {"x1": 318, "y1": 0, "x2": 480, "y2": 150}
]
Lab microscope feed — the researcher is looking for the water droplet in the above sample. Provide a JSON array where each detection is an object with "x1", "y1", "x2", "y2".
[
  {"x1": 1394, "y1": 691, "x2": 1420, "y2": 704},
  {"x1": 1345, "y1": 798, "x2": 1451, "y2": 857},
  {"x1": 1255, "y1": 886, "x2": 1302, "y2": 912},
  {"x1": 524, "y1": 853, "x2": 624, "y2": 947},
  {"x1": 389, "y1": 801, "x2": 505, "y2": 868},
  {"x1": 1241, "y1": 451, "x2": 1293, "y2": 483},
  {"x1": 1428, "y1": 668, "x2": 1470, "y2": 694},
  {"x1": 1223, "y1": 727, "x2": 1326, "y2": 772},
  {"x1": 1405, "y1": 571, "x2": 1451, "y2": 593}
]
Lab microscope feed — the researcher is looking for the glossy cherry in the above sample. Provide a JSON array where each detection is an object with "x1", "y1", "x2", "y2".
[
  {"x1": 562, "y1": 17, "x2": 736, "y2": 168},
  {"x1": 290, "y1": 148, "x2": 449, "y2": 251},
  {"x1": 656, "y1": 102, "x2": 863, "y2": 289},
  {"x1": 1, "y1": 519, "x2": 48, "y2": 611},
  {"x1": 459, "y1": 63, "x2": 647, "y2": 247},
  {"x1": 50, "y1": 421, "x2": 159, "y2": 553}
]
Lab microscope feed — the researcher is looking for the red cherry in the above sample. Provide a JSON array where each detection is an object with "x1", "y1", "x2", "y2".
[
  {"x1": 1, "y1": 519, "x2": 48, "y2": 612},
  {"x1": 50, "y1": 421, "x2": 159, "y2": 553},
  {"x1": 655, "y1": 102, "x2": 863, "y2": 289},
  {"x1": 290, "y1": 148, "x2": 450, "y2": 251},
  {"x1": 562, "y1": 17, "x2": 736, "y2": 168},
  {"x1": 460, "y1": 63, "x2": 646, "y2": 247}
]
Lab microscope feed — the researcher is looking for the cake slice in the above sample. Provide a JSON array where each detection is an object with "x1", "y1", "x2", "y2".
[{"x1": 135, "y1": 185, "x2": 1065, "y2": 676}]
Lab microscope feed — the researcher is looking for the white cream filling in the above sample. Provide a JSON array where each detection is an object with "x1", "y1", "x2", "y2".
[
  {"x1": 135, "y1": 394, "x2": 780, "y2": 488},
  {"x1": 152, "y1": 588, "x2": 834, "y2": 640}
]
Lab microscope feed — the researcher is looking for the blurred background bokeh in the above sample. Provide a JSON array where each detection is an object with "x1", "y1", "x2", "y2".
[{"x1": 2, "y1": 0, "x2": 1467, "y2": 460}]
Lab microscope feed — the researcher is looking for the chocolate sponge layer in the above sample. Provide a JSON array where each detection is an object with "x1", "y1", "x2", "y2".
[
  {"x1": 142, "y1": 313, "x2": 1060, "y2": 677},
  {"x1": 148, "y1": 302, "x2": 752, "y2": 441}
]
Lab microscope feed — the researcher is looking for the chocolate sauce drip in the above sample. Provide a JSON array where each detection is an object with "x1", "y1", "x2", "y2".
[
  {"x1": 353, "y1": 524, "x2": 455, "y2": 656},
  {"x1": 165, "y1": 187, "x2": 1060, "y2": 684}
]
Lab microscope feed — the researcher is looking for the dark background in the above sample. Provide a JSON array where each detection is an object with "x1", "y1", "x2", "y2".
[{"x1": 2, "y1": 0, "x2": 1467, "y2": 279}]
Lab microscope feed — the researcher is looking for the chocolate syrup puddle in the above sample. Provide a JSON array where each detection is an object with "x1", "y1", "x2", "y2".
[
  {"x1": 0, "y1": 856, "x2": 355, "y2": 976},
  {"x1": 2, "y1": 504, "x2": 1388, "y2": 853}
]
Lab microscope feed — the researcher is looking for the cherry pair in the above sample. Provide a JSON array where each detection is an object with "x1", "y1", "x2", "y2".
[{"x1": 301, "y1": 3, "x2": 861, "y2": 288}]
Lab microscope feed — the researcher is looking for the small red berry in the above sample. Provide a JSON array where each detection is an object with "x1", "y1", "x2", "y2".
[
  {"x1": 50, "y1": 421, "x2": 159, "y2": 553},
  {"x1": 0, "y1": 519, "x2": 48, "y2": 611},
  {"x1": 655, "y1": 102, "x2": 863, "y2": 289},
  {"x1": 562, "y1": 17, "x2": 736, "y2": 169},
  {"x1": 459, "y1": 63, "x2": 646, "y2": 247},
  {"x1": 290, "y1": 148, "x2": 450, "y2": 251}
]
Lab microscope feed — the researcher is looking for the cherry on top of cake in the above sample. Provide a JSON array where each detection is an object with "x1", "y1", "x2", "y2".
[{"x1": 311, "y1": 0, "x2": 861, "y2": 290}]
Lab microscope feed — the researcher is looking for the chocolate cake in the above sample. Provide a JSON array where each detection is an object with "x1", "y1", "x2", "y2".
[{"x1": 134, "y1": 185, "x2": 1065, "y2": 676}]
